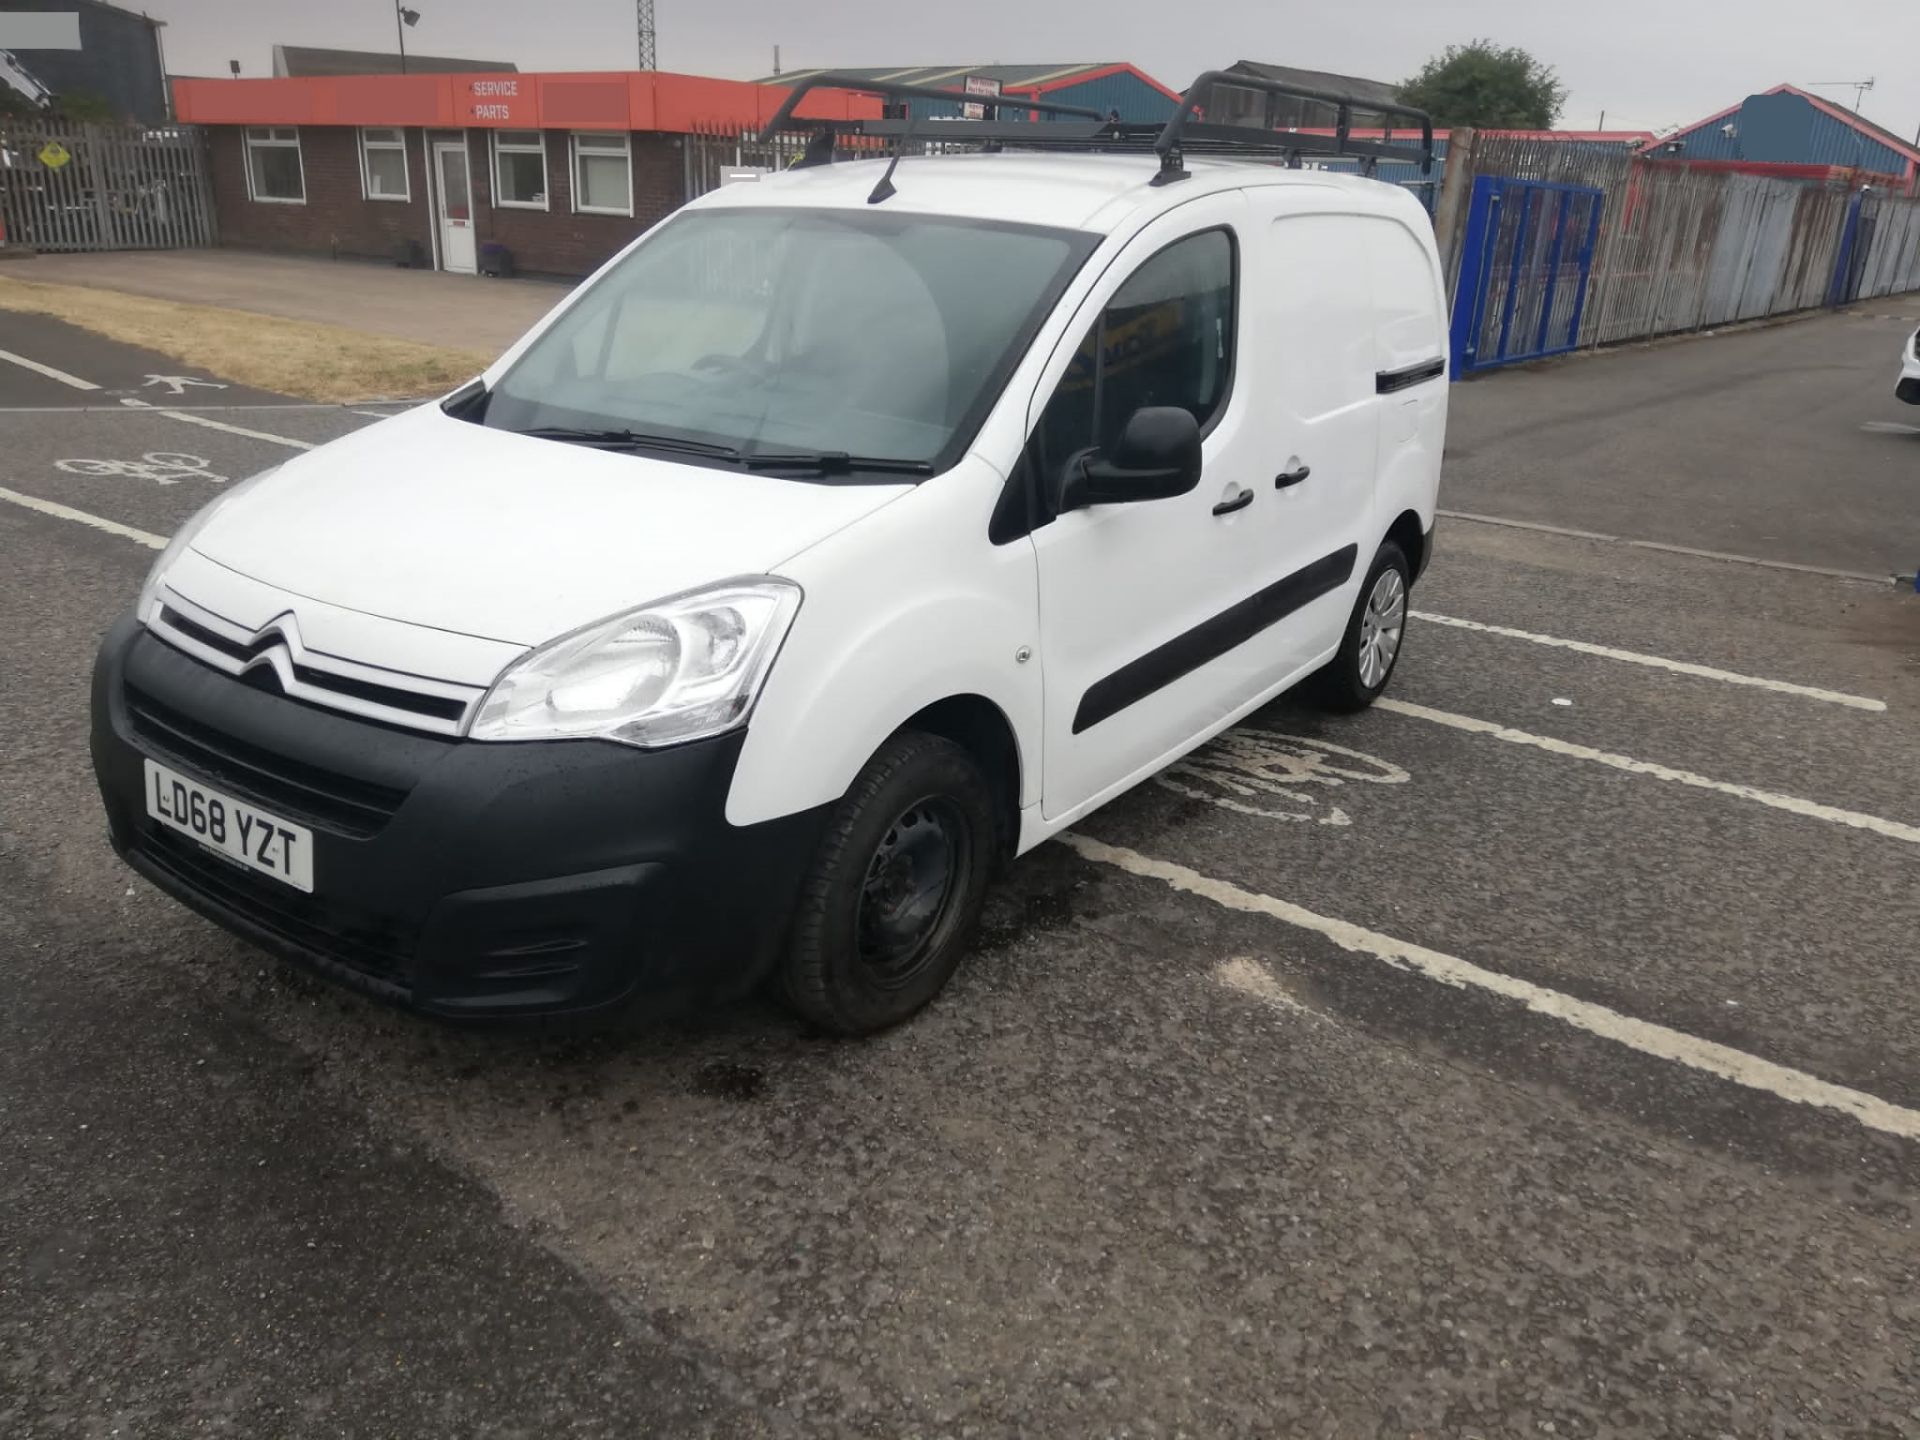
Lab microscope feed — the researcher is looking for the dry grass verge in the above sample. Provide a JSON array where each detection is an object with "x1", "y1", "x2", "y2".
[{"x1": 0, "y1": 276, "x2": 492, "y2": 403}]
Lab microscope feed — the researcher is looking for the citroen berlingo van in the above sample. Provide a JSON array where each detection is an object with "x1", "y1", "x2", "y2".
[{"x1": 91, "y1": 74, "x2": 1448, "y2": 1034}]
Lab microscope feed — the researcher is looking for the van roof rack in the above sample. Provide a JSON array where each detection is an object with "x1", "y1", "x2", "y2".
[{"x1": 758, "y1": 69, "x2": 1434, "y2": 198}]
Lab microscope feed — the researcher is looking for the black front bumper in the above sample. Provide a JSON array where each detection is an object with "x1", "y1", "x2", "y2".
[{"x1": 90, "y1": 615, "x2": 828, "y2": 1020}]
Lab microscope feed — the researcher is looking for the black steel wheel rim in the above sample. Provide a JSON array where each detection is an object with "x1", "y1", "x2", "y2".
[{"x1": 856, "y1": 795, "x2": 971, "y2": 988}]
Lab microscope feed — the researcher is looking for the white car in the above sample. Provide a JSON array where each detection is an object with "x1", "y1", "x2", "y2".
[
  {"x1": 1899, "y1": 327, "x2": 1920, "y2": 404},
  {"x1": 91, "y1": 77, "x2": 1448, "y2": 1034}
]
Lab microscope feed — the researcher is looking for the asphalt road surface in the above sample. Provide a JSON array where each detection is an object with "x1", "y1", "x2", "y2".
[{"x1": 3, "y1": 310, "x2": 1919, "y2": 1438}]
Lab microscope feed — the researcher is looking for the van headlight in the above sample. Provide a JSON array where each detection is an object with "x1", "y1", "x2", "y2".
[
  {"x1": 468, "y1": 578, "x2": 802, "y2": 748},
  {"x1": 136, "y1": 466, "x2": 281, "y2": 622}
]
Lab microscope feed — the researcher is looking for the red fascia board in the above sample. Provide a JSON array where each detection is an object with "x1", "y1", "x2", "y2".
[
  {"x1": 173, "y1": 70, "x2": 881, "y2": 133},
  {"x1": 1025, "y1": 62, "x2": 1186, "y2": 105}
]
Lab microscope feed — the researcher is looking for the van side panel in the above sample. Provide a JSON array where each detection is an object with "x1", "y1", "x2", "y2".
[{"x1": 1363, "y1": 213, "x2": 1449, "y2": 547}]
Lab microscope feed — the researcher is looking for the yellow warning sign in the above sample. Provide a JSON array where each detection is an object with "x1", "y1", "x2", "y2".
[{"x1": 38, "y1": 141, "x2": 71, "y2": 170}]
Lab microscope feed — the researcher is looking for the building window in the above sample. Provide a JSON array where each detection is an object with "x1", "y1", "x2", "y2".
[
  {"x1": 491, "y1": 130, "x2": 548, "y2": 209},
  {"x1": 243, "y1": 127, "x2": 304, "y2": 204},
  {"x1": 571, "y1": 132, "x2": 632, "y2": 216},
  {"x1": 359, "y1": 127, "x2": 409, "y2": 202}
]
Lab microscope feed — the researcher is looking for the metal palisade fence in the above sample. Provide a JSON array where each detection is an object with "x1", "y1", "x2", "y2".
[
  {"x1": 1447, "y1": 129, "x2": 1920, "y2": 373},
  {"x1": 684, "y1": 122, "x2": 901, "y2": 198},
  {"x1": 0, "y1": 120, "x2": 217, "y2": 252}
]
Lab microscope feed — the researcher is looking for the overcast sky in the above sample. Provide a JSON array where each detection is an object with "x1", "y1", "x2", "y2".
[{"x1": 143, "y1": 0, "x2": 1919, "y2": 141}]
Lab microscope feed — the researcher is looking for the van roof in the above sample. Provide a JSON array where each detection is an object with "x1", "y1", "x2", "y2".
[{"x1": 690, "y1": 152, "x2": 1424, "y2": 234}]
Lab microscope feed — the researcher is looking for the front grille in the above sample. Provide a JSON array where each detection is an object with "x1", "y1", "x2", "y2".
[
  {"x1": 160, "y1": 607, "x2": 472, "y2": 725},
  {"x1": 150, "y1": 603, "x2": 481, "y2": 737},
  {"x1": 126, "y1": 685, "x2": 413, "y2": 839},
  {"x1": 140, "y1": 826, "x2": 414, "y2": 988}
]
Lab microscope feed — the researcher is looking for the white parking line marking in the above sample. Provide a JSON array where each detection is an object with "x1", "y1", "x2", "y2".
[
  {"x1": 120, "y1": 398, "x2": 315, "y2": 450},
  {"x1": 1438, "y1": 509, "x2": 1618, "y2": 542},
  {"x1": 1439, "y1": 510, "x2": 1896, "y2": 585},
  {"x1": 0, "y1": 487, "x2": 164, "y2": 548},
  {"x1": 1376, "y1": 697, "x2": 1920, "y2": 846},
  {"x1": 1062, "y1": 833, "x2": 1920, "y2": 1143},
  {"x1": 0, "y1": 347, "x2": 100, "y2": 391},
  {"x1": 1412, "y1": 611, "x2": 1887, "y2": 711}
]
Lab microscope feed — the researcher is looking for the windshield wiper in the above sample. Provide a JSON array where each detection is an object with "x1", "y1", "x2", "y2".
[
  {"x1": 739, "y1": 450, "x2": 935, "y2": 476},
  {"x1": 510, "y1": 426, "x2": 742, "y2": 459},
  {"x1": 510, "y1": 429, "x2": 933, "y2": 477}
]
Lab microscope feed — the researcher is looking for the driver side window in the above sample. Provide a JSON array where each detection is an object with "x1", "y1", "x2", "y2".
[{"x1": 1034, "y1": 228, "x2": 1237, "y2": 482}]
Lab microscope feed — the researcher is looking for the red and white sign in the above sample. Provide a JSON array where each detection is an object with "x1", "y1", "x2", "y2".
[
  {"x1": 459, "y1": 76, "x2": 532, "y2": 126},
  {"x1": 961, "y1": 75, "x2": 1002, "y2": 121}
]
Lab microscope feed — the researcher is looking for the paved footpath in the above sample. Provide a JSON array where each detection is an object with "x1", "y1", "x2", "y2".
[{"x1": 11, "y1": 249, "x2": 566, "y2": 354}]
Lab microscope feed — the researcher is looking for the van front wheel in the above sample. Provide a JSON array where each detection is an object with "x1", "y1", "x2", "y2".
[
  {"x1": 781, "y1": 731, "x2": 996, "y2": 1036},
  {"x1": 1311, "y1": 540, "x2": 1410, "y2": 712}
]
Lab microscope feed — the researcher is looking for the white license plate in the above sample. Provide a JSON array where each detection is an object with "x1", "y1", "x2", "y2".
[{"x1": 142, "y1": 758, "x2": 314, "y2": 893}]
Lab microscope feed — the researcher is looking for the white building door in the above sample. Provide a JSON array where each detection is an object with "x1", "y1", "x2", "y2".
[{"x1": 433, "y1": 140, "x2": 476, "y2": 274}]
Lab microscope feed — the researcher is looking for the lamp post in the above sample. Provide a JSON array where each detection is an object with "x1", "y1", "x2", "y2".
[{"x1": 395, "y1": 4, "x2": 420, "y2": 74}]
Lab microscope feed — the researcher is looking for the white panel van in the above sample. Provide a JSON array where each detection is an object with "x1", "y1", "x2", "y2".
[{"x1": 91, "y1": 75, "x2": 1448, "y2": 1034}]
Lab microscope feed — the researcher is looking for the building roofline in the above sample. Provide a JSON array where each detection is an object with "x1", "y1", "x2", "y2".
[
  {"x1": 1644, "y1": 83, "x2": 1920, "y2": 167},
  {"x1": 171, "y1": 69, "x2": 882, "y2": 132}
]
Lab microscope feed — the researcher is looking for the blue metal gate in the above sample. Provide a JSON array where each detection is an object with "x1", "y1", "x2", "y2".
[
  {"x1": 1827, "y1": 189, "x2": 1876, "y2": 307},
  {"x1": 1450, "y1": 177, "x2": 1605, "y2": 375}
]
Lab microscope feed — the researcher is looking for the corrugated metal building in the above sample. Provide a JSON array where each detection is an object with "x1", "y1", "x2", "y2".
[
  {"x1": 1648, "y1": 85, "x2": 1919, "y2": 192},
  {"x1": 752, "y1": 63, "x2": 1183, "y2": 124},
  {"x1": 0, "y1": 0, "x2": 169, "y2": 123}
]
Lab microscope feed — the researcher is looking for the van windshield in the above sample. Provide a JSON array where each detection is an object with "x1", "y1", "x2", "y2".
[{"x1": 481, "y1": 206, "x2": 1099, "y2": 479}]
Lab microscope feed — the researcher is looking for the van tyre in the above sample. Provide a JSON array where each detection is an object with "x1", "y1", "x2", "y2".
[
  {"x1": 1312, "y1": 540, "x2": 1410, "y2": 712},
  {"x1": 782, "y1": 731, "x2": 996, "y2": 1036}
]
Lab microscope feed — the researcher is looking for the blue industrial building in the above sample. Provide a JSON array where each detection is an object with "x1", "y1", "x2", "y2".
[
  {"x1": 752, "y1": 63, "x2": 1184, "y2": 125},
  {"x1": 1648, "y1": 85, "x2": 1919, "y2": 191}
]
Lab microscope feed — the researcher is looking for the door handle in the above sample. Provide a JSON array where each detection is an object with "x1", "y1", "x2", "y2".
[
  {"x1": 1275, "y1": 464, "x2": 1312, "y2": 488},
  {"x1": 1212, "y1": 487, "x2": 1255, "y2": 516}
]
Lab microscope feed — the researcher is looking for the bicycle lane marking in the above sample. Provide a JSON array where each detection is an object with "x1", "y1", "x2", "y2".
[
  {"x1": 1375, "y1": 697, "x2": 1920, "y2": 846},
  {"x1": 1152, "y1": 729, "x2": 1409, "y2": 826},
  {"x1": 56, "y1": 453, "x2": 229, "y2": 486},
  {"x1": 1411, "y1": 610, "x2": 1887, "y2": 712},
  {"x1": 1058, "y1": 832, "x2": 1920, "y2": 1144}
]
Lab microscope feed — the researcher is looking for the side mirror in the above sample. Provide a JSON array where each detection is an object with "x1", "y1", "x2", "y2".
[{"x1": 1059, "y1": 406, "x2": 1203, "y2": 512}]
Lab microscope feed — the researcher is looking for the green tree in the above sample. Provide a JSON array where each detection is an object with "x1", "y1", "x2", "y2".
[{"x1": 1398, "y1": 40, "x2": 1568, "y2": 129}]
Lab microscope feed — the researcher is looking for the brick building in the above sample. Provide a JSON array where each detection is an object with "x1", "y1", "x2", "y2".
[{"x1": 172, "y1": 71, "x2": 879, "y2": 279}]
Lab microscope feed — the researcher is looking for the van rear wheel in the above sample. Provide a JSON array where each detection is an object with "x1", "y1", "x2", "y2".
[
  {"x1": 781, "y1": 731, "x2": 996, "y2": 1036},
  {"x1": 1311, "y1": 540, "x2": 1410, "y2": 712}
]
